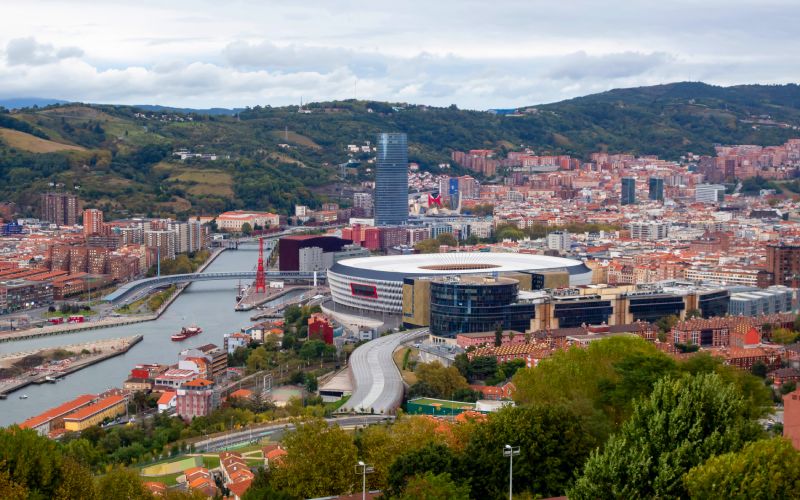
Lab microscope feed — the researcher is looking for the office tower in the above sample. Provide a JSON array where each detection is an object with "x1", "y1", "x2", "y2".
[
  {"x1": 648, "y1": 177, "x2": 664, "y2": 202},
  {"x1": 620, "y1": 177, "x2": 636, "y2": 205},
  {"x1": 41, "y1": 192, "x2": 78, "y2": 226},
  {"x1": 695, "y1": 184, "x2": 726, "y2": 203},
  {"x1": 374, "y1": 132, "x2": 408, "y2": 225},
  {"x1": 83, "y1": 208, "x2": 104, "y2": 236}
]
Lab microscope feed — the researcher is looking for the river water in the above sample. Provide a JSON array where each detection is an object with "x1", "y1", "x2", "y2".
[{"x1": 0, "y1": 244, "x2": 299, "y2": 426}]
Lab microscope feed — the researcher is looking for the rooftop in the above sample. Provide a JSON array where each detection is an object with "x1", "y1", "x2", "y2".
[
  {"x1": 19, "y1": 394, "x2": 96, "y2": 429},
  {"x1": 63, "y1": 395, "x2": 125, "y2": 422}
]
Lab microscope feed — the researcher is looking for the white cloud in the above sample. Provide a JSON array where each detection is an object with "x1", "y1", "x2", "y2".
[
  {"x1": 0, "y1": 0, "x2": 797, "y2": 108},
  {"x1": 5, "y1": 37, "x2": 84, "y2": 66}
]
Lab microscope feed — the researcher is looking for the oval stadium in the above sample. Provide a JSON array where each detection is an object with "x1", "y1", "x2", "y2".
[{"x1": 328, "y1": 252, "x2": 592, "y2": 314}]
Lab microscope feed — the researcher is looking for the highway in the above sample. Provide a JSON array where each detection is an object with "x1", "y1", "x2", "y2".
[
  {"x1": 194, "y1": 415, "x2": 391, "y2": 452},
  {"x1": 343, "y1": 329, "x2": 428, "y2": 414}
]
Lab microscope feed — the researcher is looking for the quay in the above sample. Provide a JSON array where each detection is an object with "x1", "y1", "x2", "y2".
[{"x1": 0, "y1": 335, "x2": 143, "y2": 399}]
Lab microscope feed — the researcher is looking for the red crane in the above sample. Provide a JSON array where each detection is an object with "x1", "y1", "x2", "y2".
[{"x1": 255, "y1": 237, "x2": 266, "y2": 293}]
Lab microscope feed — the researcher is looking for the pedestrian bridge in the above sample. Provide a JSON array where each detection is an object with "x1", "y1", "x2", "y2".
[{"x1": 103, "y1": 271, "x2": 326, "y2": 305}]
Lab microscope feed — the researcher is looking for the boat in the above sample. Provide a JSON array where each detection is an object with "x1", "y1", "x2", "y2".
[
  {"x1": 171, "y1": 326, "x2": 202, "y2": 341},
  {"x1": 19, "y1": 394, "x2": 28, "y2": 399}
]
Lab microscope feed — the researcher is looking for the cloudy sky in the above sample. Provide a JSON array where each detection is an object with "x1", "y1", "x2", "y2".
[{"x1": 1, "y1": 0, "x2": 798, "y2": 109}]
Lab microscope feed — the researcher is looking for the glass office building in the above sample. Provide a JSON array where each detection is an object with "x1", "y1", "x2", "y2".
[
  {"x1": 429, "y1": 276, "x2": 535, "y2": 337},
  {"x1": 374, "y1": 132, "x2": 408, "y2": 225},
  {"x1": 621, "y1": 177, "x2": 636, "y2": 205},
  {"x1": 648, "y1": 177, "x2": 664, "y2": 201}
]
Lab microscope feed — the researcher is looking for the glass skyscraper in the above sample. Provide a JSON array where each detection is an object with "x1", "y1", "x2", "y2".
[
  {"x1": 648, "y1": 177, "x2": 664, "y2": 201},
  {"x1": 374, "y1": 132, "x2": 408, "y2": 225},
  {"x1": 621, "y1": 177, "x2": 636, "y2": 205}
]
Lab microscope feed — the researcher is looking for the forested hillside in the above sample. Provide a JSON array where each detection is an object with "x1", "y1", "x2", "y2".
[{"x1": 1, "y1": 82, "x2": 799, "y2": 218}]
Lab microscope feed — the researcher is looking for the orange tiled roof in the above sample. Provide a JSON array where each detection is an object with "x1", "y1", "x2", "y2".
[
  {"x1": 20, "y1": 394, "x2": 96, "y2": 429},
  {"x1": 63, "y1": 395, "x2": 125, "y2": 422}
]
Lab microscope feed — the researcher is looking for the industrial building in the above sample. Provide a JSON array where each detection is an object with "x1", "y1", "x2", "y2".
[
  {"x1": 729, "y1": 286, "x2": 795, "y2": 316},
  {"x1": 277, "y1": 235, "x2": 357, "y2": 272}
]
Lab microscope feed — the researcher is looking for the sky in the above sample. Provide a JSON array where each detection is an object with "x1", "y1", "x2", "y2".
[{"x1": 0, "y1": 0, "x2": 798, "y2": 109}]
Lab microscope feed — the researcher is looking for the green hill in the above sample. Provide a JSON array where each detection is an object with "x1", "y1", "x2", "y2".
[{"x1": 1, "y1": 82, "x2": 799, "y2": 219}]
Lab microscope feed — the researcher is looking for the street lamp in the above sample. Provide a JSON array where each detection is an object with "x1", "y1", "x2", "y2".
[
  {"x1": 355, "y1": 461, "x2": 374, "y2": 500},
  {"x1": 503, "y1": 444, "x2": 520, "y2": 500}
]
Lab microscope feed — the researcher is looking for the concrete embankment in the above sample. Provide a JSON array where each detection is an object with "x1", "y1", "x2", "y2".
[
  {"x1": 0, "y1": 249, "x2": 227, "y2": 344},
  {"x1": 0, "y1": 334, "x2": 143, "y2": 398}
]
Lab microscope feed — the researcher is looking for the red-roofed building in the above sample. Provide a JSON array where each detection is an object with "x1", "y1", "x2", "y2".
[
  {"x1": 263, "y1": 444, "x2": 287, "y2": 469},
  {"x1": 176, "y1": 378, "x2": 215, "y2": 421},
  {"x1": 220, "y1": 451, "x2": 255, "y2": 499},
  {"x1": 157, "y1": 391, "x2": 176, "y2": 413},
  {"x1": 184, "y1": 466, "x2": 217, "y2": 497},
  {"x1": 19, "y1": 394, "x2": 97, "y2": 436},
  {"x1": 63, "y1": 395, "x2": 127, "y2": 432},
  {"x1": 143, "y1": 482, "x2": 166, "y2": 497}
]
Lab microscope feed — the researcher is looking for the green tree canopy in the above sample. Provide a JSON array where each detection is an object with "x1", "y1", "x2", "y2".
[
  {"x1": 569, "y1": 373, "x2": 763, "y2": 499},
  {"x1": 271, "y1": 419, "x2": 358, "y2": 498},
  {"x1": 398, "y1": 472, "x2": 470, "y2": 500},
  {"x1": 684, "y1": 438, "x2": 800, "y2": 499},
  {"x1": 463, "y1": 405, "x2": 597, "y2": 499},
  {"x1": 412, "y1": 361, "x2": 469, "y2": 400}
]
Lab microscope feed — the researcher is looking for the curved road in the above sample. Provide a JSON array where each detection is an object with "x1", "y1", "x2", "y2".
[
  {"x1": 194, "y1": 415, "x2": 391, "y2": 452},
  {"x1": 344, "y1": 329, "x2": 428, "y2": 414}
]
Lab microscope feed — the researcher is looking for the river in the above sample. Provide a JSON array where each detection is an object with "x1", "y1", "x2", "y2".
[{"x1": 0, "y1": 244, "x2": 302, "y2": 426}]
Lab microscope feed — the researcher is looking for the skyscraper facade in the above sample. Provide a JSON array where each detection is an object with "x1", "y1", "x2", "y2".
[
  {"x1": 621, "y1": 177, "x2": 636, "y2": 205},
  {"x1": 374, "y1": 132, "x2": 408, "y2": 225},
  {"x1": 648, "y1": 177, "x2": 664, "y2": 201},
  {"x1": 83, "y1": 208, "x2": 104, "y2": 236},
  {"x1": 41, "y1": 192, "x2": 78, "y2": 226}
]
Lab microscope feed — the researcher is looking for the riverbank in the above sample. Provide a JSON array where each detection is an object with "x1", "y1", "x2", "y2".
[
  {"x1": 0, "y1": 248, "x2": 227, "y2": 344},
  {"x1": 0, "y1": 335, "x2": 143, "y2": 398}
]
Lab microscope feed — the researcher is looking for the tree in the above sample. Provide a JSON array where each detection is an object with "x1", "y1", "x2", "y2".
[
  {"x1": 246, "y1": 346, "x2": 270, "y2": 373},
  {"x1": 684, "y1": 438, "x2": 800, "y2": 498},
  {"x1": 414, "y1": 361, "x2": 469, "y2": 400},
  {"x1": 771, "y1": 327, "x2": 797, "y2": 345},
  {"x1": 436, "y1": 233, "x2": 458, "y2": 247},
  {"x1": 55, "y1": 458, "x2": 97, "y2": 500},
  {"x1": 513, "y1": 336, "x2": 677, "y2": 441},
  {"x1": 569, "y1": 373, "x2": 762, "y2": 499},
  {"x1": 468, "y1": 356, "x2": 498, "y2": 381},
  {"x1": 751, "y1": 360, "x2": 768, "y2": 378},
  {"x1": 386, "y1": 443, "x2": 458, "y2": 497},
  {"x1": 0, "y1": 426, "x2": 64, "y2": 497},
  {"x1": 270, "y1": 419, "x2": 358, "y2": 498},
  {"x1": 305, "y1": 375, "x2": 318, "y2": 393},
  {"x1": 414, "y1": 238, "x2": 441, "y2": 254},
  {"x1": 398, "y1": 472, "x2": 470, "y2": 500},
  {"x1": 95, "y1": 466, "x2": 153, "y2": 500},
  {"x1": 685, "y1": 308, "x2": 702, "y2": 319},
  {"x1": 0, "y1": 468, "x2": 27, "y2": 499},
  {"x1": 361, "y1": 416, "x2": 454, "y2": 491},
  {"x1": 494, "y1": 324, "x2": 503, "y2": 347},
  {"x1": 463, "y1": 405, "x2": 597, "y2": 499},
  {"x1": 241, "y1": 222, "x2": 253, "y2": 235}
]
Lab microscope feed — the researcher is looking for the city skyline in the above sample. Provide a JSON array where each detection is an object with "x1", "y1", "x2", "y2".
[{"x1": 1, "y1": 1, "x2": 798, "y2": 108}]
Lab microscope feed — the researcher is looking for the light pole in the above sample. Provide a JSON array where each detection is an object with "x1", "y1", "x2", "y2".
[
  {"x1": 355, "y1": 461, "x2": 374, "y2": 500},
  {"x1": 503, "y1": 444, "x2": 520, "y2": 500}
]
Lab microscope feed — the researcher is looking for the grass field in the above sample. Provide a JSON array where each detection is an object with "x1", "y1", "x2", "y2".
[
  {"x1": 140, "y1": 456, "x2": 202, "y2": 476},
  {"x1": 153, "y1": 162, "x2": 235, "y2": 197},
  {"x1": 0, "y1": 128, "x2": 85, "y2": 153},
  {"x1": 270, "y1": 129, "x2": 321, "y2": 149},
  {"x1": 141, "y1": 471, "x2": 184, "y2": 486}
]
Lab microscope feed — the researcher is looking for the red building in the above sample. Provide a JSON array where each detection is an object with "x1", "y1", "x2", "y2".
[
  {"x1": 176, "y1": 378, "x2": 215, "y2": 421},
  {"x1": 83, "y1": 208, "x2": 104, "y2": 237},
  {"x1": 784, "y1": 388, "x2": 800, "y2": 450},
  {"x1": 308, "y1": 313, "x2": 334, "y2": 344}
]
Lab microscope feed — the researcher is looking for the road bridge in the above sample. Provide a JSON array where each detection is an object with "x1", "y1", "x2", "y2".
[
  {"x1": 103, "y1": 271, "x2": 325, "y2": 305},
  {"x1": 342, "y1": 329, "x2": 428, "y2": 415}
]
